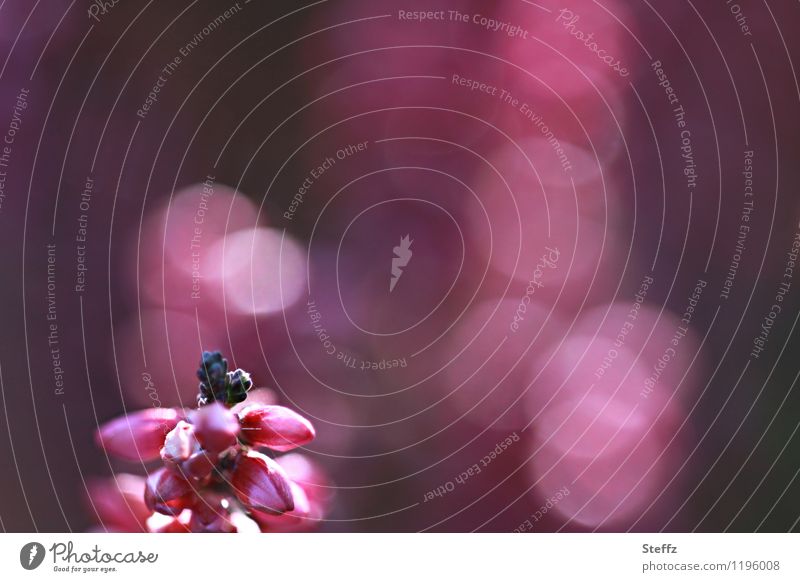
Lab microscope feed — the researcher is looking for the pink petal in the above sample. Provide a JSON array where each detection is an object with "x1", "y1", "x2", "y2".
[
  {"x1": 275, "y1": 453, "x2": 328, "y2": 490},
  {"x1": 191, "y1": 402, "x2": 239, "y2": 454},
  {"x1": 160, "y1": 420, "x2": 200, "y2": 463},
  {"x1": 253, "y1": 477, "x2": 325, "y2": 532},
  {"x1": 288, "y1": 481, "x2": 311, "y2": 517},
  {"x1": 263, "y1": 454, "x2": 331, "y2": 531},
  {"x1": 146, "y1": 510, "x2": 192, "y2": 533},
  {"x1": 86, "y1": 474, "x2": 149, "y2": 532},
  {"x1": 231, "y1": 450, "x2": 294, "y2": 514},
  {"x1": 238, "y1": 405, "x2": 315, "y2": 451},
  {"x1": 95, "y1": 408, "x2": 181, "y2": 462},
  {"x1": 230, "y1": 387, "x2": 277, "y2": 415},
  {"x1": 144, "y1": 467, "x2": 196, "y2": 516},
  {"x1": 180, "y1": 450, "x2": 217, "y2": 481},
  {"x1": 160, "y1": 421, "x2": 218, "y2": 481},
  {"x1": 188, "y1": 492, "x2": 236, "y2": 533},
  {"x1": 229, "y1": 511, "x2": 261, "y2": 533},
  {"x1": 277, "y1": 453, "x2": 333, "y2": 506},
  {"x1": 253, "y1": 499, "x2": 320, "y2": 533}
]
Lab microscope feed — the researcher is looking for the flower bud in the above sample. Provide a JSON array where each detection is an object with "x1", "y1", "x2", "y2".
[
  {"x1": 197, "y1": 351, "x2": 228, "y2": 393},
  {"x1": 95, "y1": 408, "x2": 181, "y2": 462},
  {"x1": 231, "y1": 387, "x2": 276, "y2": 415},
  {"x1": 181, "y1": 451, "x2": 217, "y2": 481},
  {"x1": 256, "y1": 454, "x2": 330, "y2": 531},
  {"x1": 231, "y1": 450, "x2": 294, "y2": 514},
  {"x1": 160, "y1": 420, "x2": 219, "y2": 480},
  {"x1": 238, "y1": 405, "x2": 315, "y2": 451},
  {"x1": 144, "y1": 467, "x2": 196, "y2": 516},
  {"x1": 188, "y1": 492, "x2": 236, "y2": 533},
  {"x1": 226, "y1": 368, "x2": 253, "y2": 404},
  {"x1": 254, "y1": 477, "x2": 321, "y2": 532},
  {"x1": 191, "y1": 402, "x2": 239, "y2": 454},
  {"x1": 160, "y1": 421, "x2": 200, "y2": 463}
]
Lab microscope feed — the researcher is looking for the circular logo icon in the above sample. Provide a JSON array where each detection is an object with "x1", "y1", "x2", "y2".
[{"x1": 20, "y1": 542, "x2": 46, "y2": 570}]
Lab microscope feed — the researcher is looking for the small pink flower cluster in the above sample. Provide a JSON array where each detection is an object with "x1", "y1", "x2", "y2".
[{"x1": 91, "y1": 352, "x2": 328, "y2": 533}]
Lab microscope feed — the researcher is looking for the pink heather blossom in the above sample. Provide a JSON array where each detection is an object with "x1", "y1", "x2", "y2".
[
  {"x1": 86, "y1": 474, "x2": 150, "y2": 532},
  {"x1": 144, "y1": 467, "x2": 196, "y2": 516},
  {"x1": 146, "y1": 510, "x2": 193, "y2": 533},
  {"x1": 238, "y1": 405, "x2": 316, "y2": 451},
  {"x1": 160, "y1": 421, "x2": 200, "y2": 463},
  {"x1": 188, "y1": 492, "x2": 244, "y2": 533},
  {"x1": 160, "y1": 421, "x2": 216, "y2": 481},
  {"x1": 231, "y1": 450, "x2": 295, "y2": 514},
  {"x1": 95, "y1": 408, "x2": 181, "y2": 462},
  {"x1": 255, "y1": 453, "x2": 331, "y2": 532},
  {"x1": 190, "y1": 403, "x2": 240, "y2": 454},
  {"x1": 91, "y1": 351, "x2": 327, "y2": 533}
]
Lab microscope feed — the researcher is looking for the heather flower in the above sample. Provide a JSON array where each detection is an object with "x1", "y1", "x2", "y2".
[
  {"x1": 197, "y1": 350, "x2": 228, "y2": 393},
  {"x1": 254, "y1": 453, "x2": 330, "y2": 532},
  {"x1": 144, "y1": 467, "x2": 196, "y2": 516},
  {"x1": 190, "y1": 403, "x2": 240, "y2": 454},
  {"x1": 161, "y1": 421, "x2": 199, "y2": 463},
  {"x1": 86, "y1": 474, "x2": 150, "y2": 532},
  {"x1": 92, "y1": 351, "x2": 326, "y2": 533},
  {"x1": 146, "y1": 510, "x2": 193, "y2": 533},
  {"x1": 231, "y1": 450, "x2": 295, "y2": 514},
  {"x1": 160, "y1": 422, "x2": 216, "y2": 480},
  {"x1": 95, "y1": 408, "x2": 181, "y2": 462},
  {"x1": 238, "y1": 404, "x2": 315, "y2": 451},
  {"x1": 196, "y1": 350, "x2": 253, "y2": 406}
]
